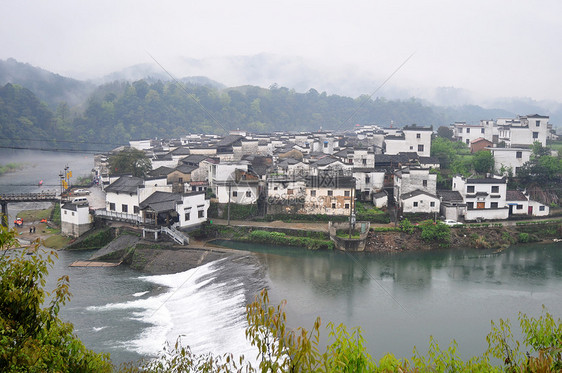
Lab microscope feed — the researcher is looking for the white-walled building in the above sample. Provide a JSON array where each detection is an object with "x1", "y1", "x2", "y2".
[
  {"x1": 452, "y1": 175, "x2": 509, "y2": 221},
  {"x1": 489, "y1": 147, "x2": 532, "y2": 176},
  {"x1": 61, "y1": 203, "x2": 92, "y2": 237},
  {"x1": 384, "y1": 126, "x2": 432, "y2": 157}
]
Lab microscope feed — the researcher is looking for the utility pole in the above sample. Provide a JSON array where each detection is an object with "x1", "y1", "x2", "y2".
[
  {"x1": 227, "y1": 182, "x2": 232, "y2": 226},
  {"x1": 348, "y1": 182, "x2": 355, "y2": 239}
]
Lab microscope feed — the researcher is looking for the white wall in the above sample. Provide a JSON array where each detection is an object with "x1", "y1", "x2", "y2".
[{"x1": 177, "y1": 193, "x2": 209, "y2": 228}]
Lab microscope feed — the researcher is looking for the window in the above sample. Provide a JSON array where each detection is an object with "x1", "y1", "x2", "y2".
[
  {"x1": 481, "y1": 128, "x2": 485, "y2": 134},
  {"x1": 517, "y1": 204, "x2": 523, "y2": 210},
  {"x1": 72, "y1": 212, "x2": 75, "y2": 216},
  {"x1": 328, "y1": 190, "x2": 333, "y2": 196},
  {"x1": 365, "y1": 176, "x2": 370, "y2": 183},
  {"x1": 109, "y1": 203, "x2": 115, "y2": 211},
  {"x1": 198, "y1": 210, "x2": 204, "y2": 218},
  {"x1": 332, "y1": 203, "x2": 336, "y2": 209},
  {"x1": 344, "y1": 203, "x2": 350, "y2": 209},
  {"x1": 344, "y1": 190, "x2": 350, "y2": 197},
  {"x1": 418, "y1": 144, "x2": 424, "y2": 152},
  {"x1": 273, "y1": 186, "x2": 278, "y2": 191},
  {"x1": 232, "y1": 191, "x2": 238, "y2": 197},
  {"x1": 466, "y1": 139, "x2": 470, "y2": 144},
  {"x1": 423, "y1": 180, "x2": 427, "y2": 187},
  {"x1": 362, "y1": 159, "x2": 367, "y2": 166},
  {"x1": 467, "y1": 202, "x2": 474, "y2": 209},
  {"x1": 477, "y1": 202, "x2": 485, "y2": 209},
  {"x1": 122, "y1": 204, "x2": 128, "y2": 213},
  {"x1": 491, "y1": 186, "x2": 499, "y2": 193},
  {"x1": 533, "y1": 132, "x2": 539, "y2": 139},
  {"x1": 410, "y1": 146, "x2": 414, "y2": 150},
  {"x1": 539, "y1": 205, "x2": 545, "y2": 211},
  {"x1": 416, "y1": 133, "x2": 421, "y2": 139},
  {"x1": 178, "y1": 177, "x2": 183, "y2": 184},
  {"x1": 246, "y1": 190, "x2": 252, "y2": 197},
  {"x1": 430, "y1": 201, "x2": 435, "y2": 207},
  {"x1": 491, "y1": 202, "x2": 498, "y2": 208},
  {"x1": 466, "y1": 128, "x2": 471, "y2": 133},
  {"x1": 467, "y1": 186, "x2": 475, "y2": 193},
  {"x1": 134, "y1": 206, "x2": 139, "y2": 214},
  {"x1": 536, "y1": 120, "x2": 541, "y2": 127},
  {"x1": 64, "y1": 210, "x2": 67, "y2": 215},
  {"x1": 185, "y1": 212, "x2": 190, "y2": 221},
  {"x1": 459, "y1": 128, "x2": 463, "y2": 133},
  {"x1": 323, "y1": 142, "x2": 328, "y2": 148},
  {"x1": 413, "y1": 201, "x2": 418, "y2": 207},
  {"x1": 310, "y1": 190, "x2": 316, "y2": 197},
  {"x1": 516, "y1": 151, "x2": 522, "y2": 159}
]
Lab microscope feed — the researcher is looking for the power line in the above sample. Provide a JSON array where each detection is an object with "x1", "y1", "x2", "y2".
[
  {"x1": 339, "y1": 52, "x2": 416, "y2": 129},
  {"x1": 146, "y1": 51, "x2": 229, "y2": 134},
  {"x1": 0, "y1": 137, "x2": 127, "y2": 147},
  {"x1": 0, "y1": 145, "x2": 103, "y2": 154}
]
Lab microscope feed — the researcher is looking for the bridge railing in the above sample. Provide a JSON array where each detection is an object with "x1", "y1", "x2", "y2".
[
  {"x1": 0, "y1": 192, "x2": 59, "y2": 201},
  {"x1": 93, "y1": 209, "x2": 155, "y2": 224}
]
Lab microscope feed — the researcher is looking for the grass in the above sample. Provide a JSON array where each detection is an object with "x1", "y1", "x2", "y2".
[
  {"x1": 44, "y1": 235, "x2": 72, "y2": 249},
  {"x1": 17, "y1": 207, "x2": 53, "y2": 222}
]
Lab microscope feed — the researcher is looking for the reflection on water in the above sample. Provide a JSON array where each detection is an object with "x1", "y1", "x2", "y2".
[{"x1": 213, "y1": 240, "x2": 562, "y2": 360}]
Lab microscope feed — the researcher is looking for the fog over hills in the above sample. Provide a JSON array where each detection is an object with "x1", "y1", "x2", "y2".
[{"x1": 1, "y1": 55, "x2": 561, "y2": 130}]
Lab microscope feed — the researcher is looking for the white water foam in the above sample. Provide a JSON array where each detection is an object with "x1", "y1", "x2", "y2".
[
  {"x1": 132, "y1": 291, "x2": 149, "y2": 297},
  {"x1": 93, "y1": 326, "x2": 107, "y2": 332},
  {"x1": 88, "y1": 260, "x2": 257, "y2": 363}
]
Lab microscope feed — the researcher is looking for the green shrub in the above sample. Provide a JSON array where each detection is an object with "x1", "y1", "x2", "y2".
[
  {"x1": 419, "y1": 220, "x2": 451, "y2": 248},
  {"x1": 399, "y1": 218, "x2": 415, "y2": 234},
  {"x1": 518, "y1": 232, "x2": 530, "y2": 243}
]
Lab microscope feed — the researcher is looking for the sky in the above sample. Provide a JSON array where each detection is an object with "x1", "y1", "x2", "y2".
[{"x1": 2, "y1": 0, "x2": 562, "y2": 102}]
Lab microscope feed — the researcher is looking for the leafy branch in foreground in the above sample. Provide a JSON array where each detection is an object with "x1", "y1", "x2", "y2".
[{"x1": 0, "y1": 224, "x2": 112, "y2": 372}]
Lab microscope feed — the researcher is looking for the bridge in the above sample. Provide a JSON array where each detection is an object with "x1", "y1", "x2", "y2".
[{"x1": 0, "y1": 192, "x2": 60, "y2": 227}]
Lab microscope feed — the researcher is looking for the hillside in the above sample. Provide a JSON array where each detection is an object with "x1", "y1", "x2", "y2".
[{"x1": 1, "y1": 58, "x2": 559, "y2": 151}]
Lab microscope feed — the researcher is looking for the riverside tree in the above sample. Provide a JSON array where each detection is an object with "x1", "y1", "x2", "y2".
[
  {"x1": 108, "y1": 148, "x2": 152, "y2": 177},
  {"x1": 0, "y1": 225, "x2": 112, "y2": 372}
]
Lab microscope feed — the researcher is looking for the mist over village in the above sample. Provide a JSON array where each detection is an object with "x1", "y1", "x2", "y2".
[{"x1": 1, "y1": 1, "x2": 562, "y2": 372}]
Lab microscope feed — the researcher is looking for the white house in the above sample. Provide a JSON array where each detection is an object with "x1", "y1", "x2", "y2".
[
  {"x1": 394, "y1": 167, "x2": 437, "y2": 206},
  {"x1": 506, "y1": 190, "x2": 549, "y2": 217},
  {"x1": 300, "y1": 175, "x2": 355, "y2": 216},
  {"x1": 384, "y1": 126, "x2": 432, "y2": 157},
  {"x1": 452, "y1": 175, "x2": 509, "y2": 221},
  {"x1": 104, "y1": 175, "x2": 172, "y2": 218},
  {"x1": 400, "y1": 190, "x2": 440, "y2": 214},
  {"x1": 61, "y1": 203, "x2": 92, "y2": 237},
  {"x1": 138, "y1": 191, "x2": 209, "y2": 229},
  {"x1": 489, "y1": 147, "x2": 531, "y2": 176},
  {"x1": 453, "y1": 123, "x2": 486, "y2": 145},
  {"x1": 211, "y1": 164, "x2": 262, "y2": 205}
]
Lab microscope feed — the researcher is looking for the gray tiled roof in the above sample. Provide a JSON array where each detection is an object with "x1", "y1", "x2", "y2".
[{"x1": 105, "y1": 176, "x2": 144, "y2": 194}]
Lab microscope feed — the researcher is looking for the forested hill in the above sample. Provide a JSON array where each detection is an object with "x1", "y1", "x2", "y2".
[
  {"x1": 0, "y1": 58, "x2": 95, "y2": 110},
  {"x1": 0, "y1": 77, "x2": 518, "y2": 151}
]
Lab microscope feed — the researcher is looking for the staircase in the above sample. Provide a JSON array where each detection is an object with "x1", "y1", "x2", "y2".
[{"x1": 161, "y1": 226, "x2": 190, "y2": 245}]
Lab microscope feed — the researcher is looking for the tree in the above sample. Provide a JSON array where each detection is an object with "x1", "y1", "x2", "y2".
[
  {"x1": 108, "y1": 148, "x2": 152, "y2": 177},
  {"x1": 436, "y1": 126, "x2": 454, "y2": 140},
  {"x1": 0, "y1": 225, "x2": 112, "y2": 372},
  {"x1": 473, "y1": 150, "x2": 494, "y2": 175},
  {"x1": 431, "y1": 137, "x2": 468, "y2": 170}
]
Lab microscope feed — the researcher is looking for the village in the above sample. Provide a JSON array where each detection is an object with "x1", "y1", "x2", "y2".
[{"x1": 59, "y1": 114, "x2": 558, "y2": 247}]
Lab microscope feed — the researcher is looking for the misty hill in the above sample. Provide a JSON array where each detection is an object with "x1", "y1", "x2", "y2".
[
  {"x1": 0, "y1": 83, "x2": 55, "y2": 147},
  {"x1": 97, "y1": 63, "x2": 225, "y2": 90},
  {"x1": 0, "y1": 58, "x2": 96, "y2": 110},
  {"x1": 0, "y1": 59, "x2": 558, "y2": 152}
]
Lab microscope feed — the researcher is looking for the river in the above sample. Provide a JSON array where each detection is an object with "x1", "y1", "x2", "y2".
[{"x1": 2, "y1": 150, "x2": 562, "y2": 367}]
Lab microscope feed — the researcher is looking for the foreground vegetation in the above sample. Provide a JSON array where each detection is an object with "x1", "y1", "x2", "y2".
[{"x1": 2, "y1": 225, "x2": 561, "y2": 372}]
